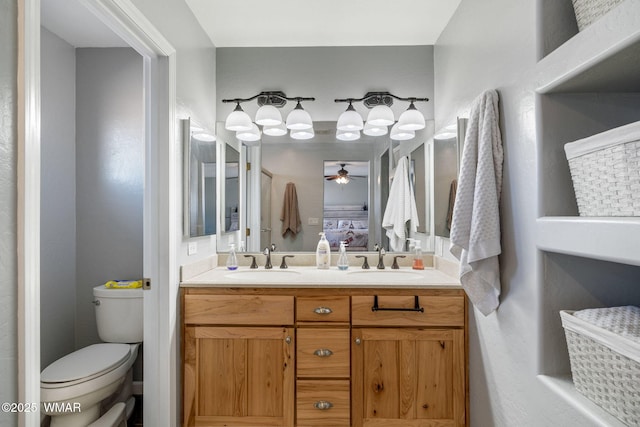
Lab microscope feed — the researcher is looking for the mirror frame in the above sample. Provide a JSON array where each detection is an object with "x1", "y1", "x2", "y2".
[
  {"x1": 182, "y1": 118, "x2": 217, "y2": 238},
  {"x1": 216, "y1": 135, "x2": 245, "y2": 250}
]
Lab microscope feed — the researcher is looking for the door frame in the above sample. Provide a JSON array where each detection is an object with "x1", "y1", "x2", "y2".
[{"x1": 18, "y1": 0, "x2": 178, "y2": 425}]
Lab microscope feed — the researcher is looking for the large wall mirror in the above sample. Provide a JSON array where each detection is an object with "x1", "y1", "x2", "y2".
[
  {"x1": 433, "y1": 117, "x2": 467, "y2": 238},
  {"x1": 215, "y1": 121, "x2": 449, "y2": 253},
  {"x1": 182, "y1": 118, "x2": 217, "y2": 237}
]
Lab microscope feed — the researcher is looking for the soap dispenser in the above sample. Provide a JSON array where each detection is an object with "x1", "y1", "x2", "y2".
[
  {"x1": 337, "y1": 241, "x2": 349, "y2": 271},
  {"x1": 316, "y1": 232, "x2": 331, "y2": 269},
  {"x1": 226, "y1": 243, "x2": 238, "y2": 271},
  {"x1": 409, "y1": 239, "x2": 424, "y2": 270}
]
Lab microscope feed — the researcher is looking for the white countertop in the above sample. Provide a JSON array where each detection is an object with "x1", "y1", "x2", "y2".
[{"x1": 180, "y1": 266, "x2": 461, "y2": 289}]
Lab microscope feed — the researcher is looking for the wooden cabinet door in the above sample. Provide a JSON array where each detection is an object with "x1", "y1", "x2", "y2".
[
  {"x1": 183, "y1": 326, "x2": 294, "y2": 427},
  {"x1": 352, "y1": 328, "x2": 466, "y2": 427}
]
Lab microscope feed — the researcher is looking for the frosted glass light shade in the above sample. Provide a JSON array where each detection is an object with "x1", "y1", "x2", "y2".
[
  {"x1": 225, "y1": 105, "x2": 253, "y2": 132},
  {"x1": 397, "y1": 104, "x2": 425, "y2": 131},
  {"x1": 366, "y1": 105, "x2": 394, "y2": 126},
  {"x1": 263, "y1": 122, "x2": 287, "y2": 136},
  {"x1": 290, "y1": 128, "x2": 314, "y2": 140},
  {"x1": 337, "y1": 105, "x2": 363, "y2": 131},
  {"x1": 363, "y1": 121, "x2": 388, "y2": 136},
  {"x1": 336, "y1": 129, "x2": 360, "y2": 141},
  {"x1": 390, "y1": 123, "x2": 415, "y2": 141},
  {"x1": 255, "y1": 105, "x2": 282, "y2": 126},
  {"x1": 286, "y1": 103, "x2": 313, "y2": 130},
  {"x1": 236, "y1": 124, "x2": 261, "y2": 142},
  {"x1": 193, "y1": 132, "x2": 216, "y2": 142}
]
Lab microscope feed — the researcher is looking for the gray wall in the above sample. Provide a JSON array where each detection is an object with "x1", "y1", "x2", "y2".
[
  {"x1": 216, "y1": 46, "x2": 434, "y2": 123},
  {"x1": 0, "y1": 1, "x2": 18, "y2": 425},
  {"x1": 435, "y1": 1, "x2": 619, "y2": 425},
  {"x1": 75, "y1": 48, "x2": 144, "y2": 348},
  {"x1": 40, "y1": 28, "x2": 77, "y2": 370},
  {"x1": 435, "y1": 2, "x2": 558, "y2": 425},
  {"x1": 130, "y1": 0, "x2": 218, "y2": 265}
]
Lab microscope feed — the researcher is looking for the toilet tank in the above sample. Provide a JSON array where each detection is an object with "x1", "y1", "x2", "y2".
[{"x1": 93, "y1": 285, "x2": 143, "y2": 343}]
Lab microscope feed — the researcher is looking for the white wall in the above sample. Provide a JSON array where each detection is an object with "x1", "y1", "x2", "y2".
[
  {"x1": 75, "y1": 48, "x2": 144, "y2": 348},
  {"x1": 0, "y1": 1, "x2": 18, "y2": 425},
  {"x1": 40, "y1": 28, "x2": 77, "y2": 369}
]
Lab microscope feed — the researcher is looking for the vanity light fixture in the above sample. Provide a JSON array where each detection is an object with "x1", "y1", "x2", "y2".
[
  {"x1": 263, "y1": 122, "x2": 287, "y2": 136},
  {"x1": 286, "y1": 100, "x2": 313, "y2": 130},
  {"x1": 397, "y1": 101, "x2": 426, "y2": 131},
  {"x1": 224, "y1": 102, "x2": 253, "y2": 132},
  {"x1": 236, "y1": 123, "x2": 261, "y2": 142},
  {"x1": 336, "y1": 129, "x2": 361, "y2": 141},
  {"x1": 290, "y1": 128, "x2": 315, "y2": 140},
  {"x1": 255, "y1": 104, "x2": 282, "y2": 126},
  {"x1": 190, "y1": 119, "x2": 216, "y2": 142},
  {"x1": 192, "y1": 132, "x2": 216, "y2": 142},
  {"x1": 336, "y1": 102, "x2": 364, "y2": 132},
  {"x1": 363, "y1": 121, "x2": 388, "y2": 136},
  {"x1": 390, "y1": 123, "x2": 415, "y2": 141},
  {"x1": 335, "y1": 92, "x2": 429, "y2": 140},
  {"x1": 222, "y1": 91, "x2": 316, "y2": 139}
]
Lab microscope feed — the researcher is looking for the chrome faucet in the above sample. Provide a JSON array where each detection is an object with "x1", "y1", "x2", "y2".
[
  {"x1": 377, "y1": 247, "x2": 386, "y2": 269},
  {"x1": 263, "y1": 246, "x2": 273, "y2": 269}
]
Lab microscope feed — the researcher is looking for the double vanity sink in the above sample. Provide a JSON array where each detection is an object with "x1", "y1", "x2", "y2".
[
  {"x1": 182, "y1": 263, "x2": 460, "y2": 287},
  {"x1": 180, "y1": 255, "x2": 468, "y2": 427}
]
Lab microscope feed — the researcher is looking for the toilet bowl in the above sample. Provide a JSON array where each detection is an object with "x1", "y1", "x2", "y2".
[{"x1": 41, "y1": 286, "x2": 143, "y2": 427}]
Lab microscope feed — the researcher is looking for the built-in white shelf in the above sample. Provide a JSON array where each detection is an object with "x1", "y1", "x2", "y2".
[
  {"x1": 538, "y1": 375, "x2": 627, "y2": 427},
  {"x1": 536, "y1": 217, "x2": 640, "y2": 266},
  {"x1": 535, "y1": 0, "x2": 640, "y2": 93}
]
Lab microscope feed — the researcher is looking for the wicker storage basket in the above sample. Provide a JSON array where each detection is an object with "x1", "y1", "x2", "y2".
[
  {"x1": 561, "y1": 307, "x2": 640, "y2": 426},
  {"x1": 571, "y1": 0, "x2": 625, "y2": 31},
  {"x1": 564, "y1": 121, "x2": 640, "y2": 216}
]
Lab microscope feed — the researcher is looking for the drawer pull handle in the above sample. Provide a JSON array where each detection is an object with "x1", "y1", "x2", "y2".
[
  {"x1": 314, "y1": 401, "x2": 333, "y2": 410},
  {"x1": 314, "y1": 306, "x2": 333, "y2": 315},
  {"x1": 313, "y1": 348, "x2": 333, "y2": 357},
  {"x1": 371, "y1": 295, "x2": 424, "y2": 313}
]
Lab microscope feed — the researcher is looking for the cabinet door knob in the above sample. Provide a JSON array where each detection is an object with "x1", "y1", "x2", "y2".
[
  {"x1": 313, "y1": 348, "x2": 333, "y2": 357},
  {"x1": 314, "y1": 306, "x2": 333, "y2": 315},
  {"x1": 314, "y1": 401, "x2": 333, "y2": 410},
  {"x1": 285, "y1": 336, "x2": 292, "y2": 344},
  {"x1": 354, "y1": 337, "x2": 362, "y2": 345}
]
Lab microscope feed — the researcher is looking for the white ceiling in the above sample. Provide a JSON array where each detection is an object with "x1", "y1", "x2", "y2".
[
  {"x1": 41, "y1": 0, "x2": 461, "y2": 49},
  {"x1": 185, "y1": 0, "x2": 462, "y2": 47}
]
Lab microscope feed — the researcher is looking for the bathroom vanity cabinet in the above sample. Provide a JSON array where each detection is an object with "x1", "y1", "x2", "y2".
[{"x1": 181, "y1": 287, "x2": 468, "y2": 427}]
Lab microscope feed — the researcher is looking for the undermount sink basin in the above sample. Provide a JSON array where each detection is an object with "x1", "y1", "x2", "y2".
[
  {"x1": 225, "y1": 269, "x2": 302, "y2": 281},
  {"x1": 346, "y1": 270, "x2": 424, "y2": 281}
]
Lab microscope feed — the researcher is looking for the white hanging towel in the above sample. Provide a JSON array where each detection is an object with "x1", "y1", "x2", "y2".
[
  {"x1": 449, "y1": 90, "x2": 504, "y2": 316},
  {"x1": 382, "y1": 156, "x2": 419, "y2": 251}
]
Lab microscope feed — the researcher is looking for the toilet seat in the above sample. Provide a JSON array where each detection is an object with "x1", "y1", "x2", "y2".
[{"x1": 42, "y1": 344, "x2": 131, "y2": 389}]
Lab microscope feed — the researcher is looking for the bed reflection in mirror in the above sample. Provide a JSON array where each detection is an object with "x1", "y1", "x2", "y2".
[{"x1": 323, "y1": 161, "x2": 370, "y2": 251}]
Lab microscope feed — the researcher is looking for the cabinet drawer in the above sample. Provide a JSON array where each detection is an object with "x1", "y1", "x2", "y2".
[
  {"x1": 184, "y1": 295, "x2": 294, "y2": 325},
  {"x1": 352, "y1": 294, "x2": 464, "y2": 327},
  {"x1": 297, "y1": 328, "x2": 350, "y2": 378},
  {"x1": 296, "y1": 380, "x2": 350, "y2": 427},
  {"x1": 296, "y1": 296, "x2": 350, "y2": 322}
]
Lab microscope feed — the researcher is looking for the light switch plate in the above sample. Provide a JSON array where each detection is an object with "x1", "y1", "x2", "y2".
[{"x1": 188, "y1": 241, "x2": 198, "y2": 255}]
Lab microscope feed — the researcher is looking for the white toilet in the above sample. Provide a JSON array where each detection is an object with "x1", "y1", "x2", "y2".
[{"x1": 41, "y1": 285, "x2": 143, "y2": 427}]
